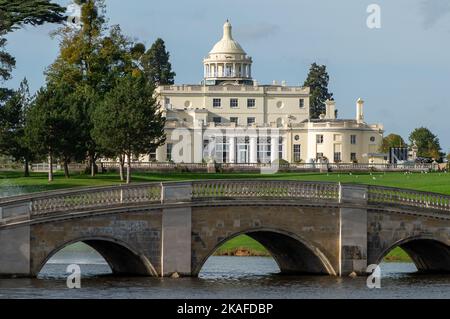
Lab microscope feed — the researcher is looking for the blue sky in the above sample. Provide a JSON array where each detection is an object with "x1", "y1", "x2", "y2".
[{"x1": 4, "y1": 0, "x2": 450, "y2": 152}]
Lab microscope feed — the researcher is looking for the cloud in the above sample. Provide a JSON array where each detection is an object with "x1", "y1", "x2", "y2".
[
  {"x1": 234, "y1": 23, "x2": 280, "y2": 41},
  {"x1": 420, "y1": 0, "x2": 450, "y2": 29}
]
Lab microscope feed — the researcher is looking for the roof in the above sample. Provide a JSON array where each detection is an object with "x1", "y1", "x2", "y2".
[{"x1": 209, "y1": 21, "x2": 246, "y2": 55}]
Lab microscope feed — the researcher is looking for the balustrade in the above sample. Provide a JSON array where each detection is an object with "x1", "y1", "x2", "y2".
[{"x1": 1, "y1": 181, "x2": 449, "y2": 225}]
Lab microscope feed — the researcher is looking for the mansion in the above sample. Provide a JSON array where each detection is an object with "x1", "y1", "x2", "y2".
[{"x1": 152, "y1": 21, "x2": 385, "y2": 164}]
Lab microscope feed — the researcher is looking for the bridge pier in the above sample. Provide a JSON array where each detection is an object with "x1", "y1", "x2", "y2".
[
  {"x1": 161, "y1": 183, "x2": 192, "y2": 277},
  {"x1": 339, "y1": 185, "x2": 368, "y2": 276},
  {"x1": 0, "y1": 202, "x2": 31, "y2": 277}
]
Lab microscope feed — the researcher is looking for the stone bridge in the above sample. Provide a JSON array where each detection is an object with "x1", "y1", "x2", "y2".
[{"x1": 1, "y1": 180, "x2": 449, "y2": 278}]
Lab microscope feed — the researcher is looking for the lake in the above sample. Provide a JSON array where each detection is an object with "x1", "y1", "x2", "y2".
[{"x1": 0, "y1": 249, "x2": 449, "y2": 299}]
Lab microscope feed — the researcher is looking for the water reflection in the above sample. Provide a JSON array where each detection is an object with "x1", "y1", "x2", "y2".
[{"x1": 0, "y1": 250, "x2": 448, "y2": 299}]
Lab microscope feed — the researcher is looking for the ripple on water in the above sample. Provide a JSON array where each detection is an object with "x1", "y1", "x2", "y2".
[{"x1": 1, "y1": 250, "x2": 450, "y2": 299}]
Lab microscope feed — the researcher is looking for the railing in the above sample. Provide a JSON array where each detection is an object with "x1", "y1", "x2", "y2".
[
  {"x1": 21, "y1": 184, "x2": 160, "y2": 217},
  {"x1": 368, "y1": 186, "x2": 450, "y2": 212},
  {"x1": 98, "y1": 161, "x2": 436, "y2": 172},
  {"x1": 192, "y1": 180, "x2": 339, "y2": 201},
  {"x1": 2, "y1": 181, "x2": 450, "y2": 226}
]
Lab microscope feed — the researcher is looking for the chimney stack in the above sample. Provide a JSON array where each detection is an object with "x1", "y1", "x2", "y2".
[
  {"x1": 356, "y1": 98, "x2": 364, "y2": 123},
  {"x1": 325, "y1": 100, "x2": 336, "y2": 119}
]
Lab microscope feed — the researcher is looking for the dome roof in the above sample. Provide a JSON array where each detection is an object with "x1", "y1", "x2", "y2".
[{"x1": 209, "y1": 21, "x2": 246, "y2": 55}]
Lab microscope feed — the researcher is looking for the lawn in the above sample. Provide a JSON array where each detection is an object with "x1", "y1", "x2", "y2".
[
  {"x1": 2, "y1": 169, "x2": 441, "y2": 263},
  {"x1": 1, "y1": 170, "x2": 450, "y2": 196}
]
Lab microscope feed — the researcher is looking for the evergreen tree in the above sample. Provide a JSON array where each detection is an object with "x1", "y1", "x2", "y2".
[
  {"x1": 303, "y1": 63, "x2": 333, "y2": 119},
  {"x1": 25, "y1": 85, "x2": 70, "y2": 181},
  {"x1": 92, "y1": 74, "x2": 165, "y2": 183},
  {"x1": 0, "y1": 79, "x2": 35, "y2": 176},
  {"x1": 409, "y1": 127, "x2": 441, "y2": 159},
  {"x1": 0, "y1": 0, "x2": 64, "y2": 33},
  {"x1": 46, "y1": 0, "x2": 108, "y2": 176},
  {"x1": 0, "y1": 0, "x2": 64, "y2": 84},
  {"x1": 140, "y1": 38, "x2": 176, "y2": 85}
]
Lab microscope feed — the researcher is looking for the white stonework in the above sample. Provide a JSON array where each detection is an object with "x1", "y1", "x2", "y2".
[{"x1": 151, "y1": 21, "x2": 384, "y2": 164}]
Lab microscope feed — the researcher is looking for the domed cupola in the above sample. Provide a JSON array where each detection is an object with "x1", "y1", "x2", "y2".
[{"x1": 203, "y1": 21, "x2": 253, "y2": 85}]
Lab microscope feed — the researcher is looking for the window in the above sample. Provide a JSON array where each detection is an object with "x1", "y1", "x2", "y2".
[
  {"x1": 230, "y1": 117, "x2": 239, "y2": 124},
  {"x1": 166, "y1": 143, "x2": 173, "y2": 161},
  {"x1": 294, "y1": 135, "x2": 300, "y2": 141},
  {"x1": 293, "y1": 145, "x2": 301, "y2": 162},
  {"x1": 370, "y1": 136, "x2": 376, "y2": 142},
  {"x1": 213, "y1": 98, "x2": 221, "y2": 108},
  {"x1": 278, "y1": 137, "x2": 283, "y2": 159},
  {"x1": 247, "y1": 117, "x2": 256, "y2": 125},
  {"x1": 334, "y1": 152, "x2": 342, "y2": 162},
  {"x1": 214, "y1": 137, "x2": 229, "y2": 163},
  {"x1": 230, "y1": 98, "x2": 239, "y2": 108},
  {"x1": 247, "y1": 99, "x2": 256, "y2": 108},
  {"x1": 299, "y1": 99, "x2": 305, "y2": 108},
  {"x1": 350, "y1": 135, "x2": 357, "y2": 144},
  {"x1": 257, "y1": 137, "x2": 271, "y2": 163},
  {"x1": 351, "y1": 153, "x2": 357, "y2": 162},
  {"x1": 164, "y1": 98, "x2": 170, "y2": 106},
  {"x1": 213, "y1": 117, "x2": 221, "y2": 124},
  {"x1": 316, "y1": 134, "x2": 324, "y2": 144}
]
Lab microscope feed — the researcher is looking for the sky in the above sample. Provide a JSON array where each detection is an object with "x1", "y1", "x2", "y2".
[{"x1": 3, "y1": 0, "x2": 450, "y2": 152}]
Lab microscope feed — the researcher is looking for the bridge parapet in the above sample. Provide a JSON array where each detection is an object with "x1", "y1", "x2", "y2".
[
  {"x1": 368, "y1": 186, "x2": 450, "y2": 212},
  {"x1": 1, "y1": 180, "x2": 450, "y2": 227}
]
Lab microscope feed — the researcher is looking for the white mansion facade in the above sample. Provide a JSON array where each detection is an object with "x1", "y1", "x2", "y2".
[{"x1": 152, "y1": 21, "x2": 385, "y2": 164}]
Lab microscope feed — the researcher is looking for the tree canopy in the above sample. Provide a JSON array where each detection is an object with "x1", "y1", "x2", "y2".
[
  {"x1": 92, "y1": 74, "x2": 165, "y2": 183},
  {"x1": 409, "y1": 127, "x2": 441, "y2": 159},
  {"x1": 0, "y1": 79, "x2": 35, "y2": 176},
  {"x1": 0, "y1": 0, "x2": 64, "y2": 83},
  {"x1": 140, "y1": 38, "x2": 176, "y2": 85},
  {"x1": 303, "y1": 63, "x2": 333, "y2": 119},
  {"x1": 379, "y1": 133, "x2": 406, "y2": 153},
  {"x1": 0, "y1": 0, "x2": 64, "y2": 33}
]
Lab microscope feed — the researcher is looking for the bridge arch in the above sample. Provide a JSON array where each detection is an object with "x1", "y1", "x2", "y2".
[
  {"x1": 375, "y1": 235, "x2": 450, "y2": 273},
  {"x1": 194, "y1": 228, "x2": 336, "y2": 276},
  {"x1": 35, "y1": 236, "x2": 158, "y2": 277}
]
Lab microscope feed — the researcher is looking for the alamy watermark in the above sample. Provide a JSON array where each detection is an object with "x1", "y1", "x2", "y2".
[
  {"x1": 367, "y1": 4, "x2": 381, "y2": 29},
  {"x1": 366, "y1": 264, "x2": 381, "y2": 289},
  {"x1": 66, "y1": 264, "x2": 81, "y2": 289}
]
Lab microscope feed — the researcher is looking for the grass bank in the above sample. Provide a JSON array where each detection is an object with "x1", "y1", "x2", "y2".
[{"x1": 1, "y1": 170, "x2": 450, "y2": 195}]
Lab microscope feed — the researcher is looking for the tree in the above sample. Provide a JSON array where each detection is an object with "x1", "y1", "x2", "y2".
[
  {"x1": 0, "y1": 0, "x2": 64, "y2": 33},
  {"x1": 0, "y1": 79, "x2": 35, "y2": 176},
  {"x1": 409, "y1": 127, "x2": 441, "y2": 159},
  {"x1": 303, "y1": 63, "x2": 333, "y2": 119},
  {"x1": 140, "y1": 38, "x2": 176, "y2": 85},
  {"x1": 379, "y1": 133, "x2": 406, "y2": 153},
  {"x1": 25, "y1": 84, "x2": 79, "y2": 181},
  {"x1": 0, "y1": 0, "x2": 64, "y2": 83},
  {"x1": 0, "y1": 37, "x2": 15, "y2": 83},
  {"x1": 45, "y1": 0, "x2": 108, "y2": 177},
  {"x1": 92, "y1": 74, "x2": 165, "y2": 183}
]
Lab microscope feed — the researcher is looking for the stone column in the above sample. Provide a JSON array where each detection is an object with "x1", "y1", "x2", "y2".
[
  {"x1": 229, "y1": 136, "x2": 236, "y2": 163},
  {"x1": 161, "y1": 183, "x2": 192, "y2": 277},
  {"x1": 270, "y1": 136, "x2": 278, "y2": 163},
  {"x1": 250, "y1": 136, "x2": 257, "y2": 163},
  {"x1": 156, "y1": 145, "x2": 166, "y2": 162},
  {"x1": 339, "y1": 184, "x2": 368, "y2": 276}
]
